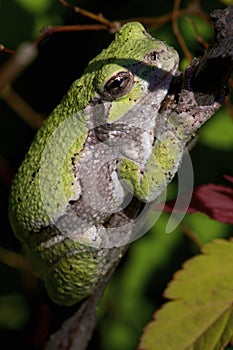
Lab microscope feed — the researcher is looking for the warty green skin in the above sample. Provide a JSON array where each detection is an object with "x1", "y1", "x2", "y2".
[{"x1": 9, "y1": 22, "x2": 181, "y2": 306}]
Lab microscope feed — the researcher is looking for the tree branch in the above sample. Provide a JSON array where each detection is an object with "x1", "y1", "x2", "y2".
[{"x1": 191, "y1": 6, "x2": 233, "y2": 105}]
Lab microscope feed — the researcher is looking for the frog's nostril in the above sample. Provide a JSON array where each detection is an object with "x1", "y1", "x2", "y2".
[{"x1": 144, "y1": 50, "x2": 159, "y2": 64}]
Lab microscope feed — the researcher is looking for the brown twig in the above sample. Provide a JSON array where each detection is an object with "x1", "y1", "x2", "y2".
[
  {"x1": 225, "y1": 95, "x2": 233, "y2": 121},
  {"x1": 33, "y1": 24, "x2": 109, "y2": 47},
  {"x1": 172, "y1": 0, "x2": 193, "y2": 62},
  {"x1": 0, "y1": 42, "x2": 44, "y2": 128},
  {"x1": 186, "y1": 17, "x2": 209, "y2": 50},
  {"x1": 0, "y1": 44, "x2": 15, "y2": 55},
  {"x1": 0, "y1": 42, "x2": 37, "y2": 92},
  {"x1": 1, "y1": 86, "x2": 44, "y2": 129},
  {"x1": 58, "y1": 0, "x2": 120, "y2": 32},
  {"x1": 0, "y1": 246, "x2": 28, "y2": 271}
]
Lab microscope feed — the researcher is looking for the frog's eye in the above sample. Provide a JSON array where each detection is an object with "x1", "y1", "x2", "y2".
[{"x1": 102, "y1": 71, "x2": 134, "y2": 100}]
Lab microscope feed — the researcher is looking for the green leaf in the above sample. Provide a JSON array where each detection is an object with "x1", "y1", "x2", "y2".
[
  {"x1": 179, "y1": 15, "x2": 213, "y2": 46},
  {"x1": 199, "y1": 107, "x2": 233, "y2": 150},
  {"x1": 15, "y1": 0, "x2": 52, "y2": 14},
  {"x1": 185, "y1": 212, "x2": 231, "y2": 244},
  {"x1": 139, "y1": 239, "x2": 233, "y2": 350},
  {"x1": 0, "y1": 293, "x2": 29, "y2": 330},
  {"x1": 220, "y1": 0, "x2": 233, "y2": 5}
]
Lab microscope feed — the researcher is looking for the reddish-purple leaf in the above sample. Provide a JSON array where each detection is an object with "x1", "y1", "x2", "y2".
[{"x1": 162, "y1": 176, "x2": 233, "y2": 224}]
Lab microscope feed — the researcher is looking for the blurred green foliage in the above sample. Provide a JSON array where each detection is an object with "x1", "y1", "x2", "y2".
[
  {"x1": 0, "y1": 0, "x2": 232, "y2": 349},
  {"x1": 0, "y1": 293, "x2": 29, "y2": 330}
]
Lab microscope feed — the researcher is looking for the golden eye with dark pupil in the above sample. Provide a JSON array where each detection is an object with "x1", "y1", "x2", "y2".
[{"x1": 103, "y1": 71, "x2": 134, "y2": 100}]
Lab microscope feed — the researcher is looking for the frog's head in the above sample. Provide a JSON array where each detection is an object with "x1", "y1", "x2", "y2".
[{"x1": 83, "y1": 22, "x2": 179, "y2": 123}]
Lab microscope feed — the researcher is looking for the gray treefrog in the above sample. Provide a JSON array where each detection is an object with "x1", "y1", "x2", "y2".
[{"x1": 8, "y1": 22, "x2": 221, "y2": 306}]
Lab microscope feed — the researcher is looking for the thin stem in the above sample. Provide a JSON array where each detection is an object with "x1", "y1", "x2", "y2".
[
  {"x1": 225, "y1": 95, "x2": 233, "y2": 121},
  {"x1": 0, "y1": 42, "x2": 37, "y2": 92},
  {"x1": 1, "y1": 85, "x2": 44, "y2": 129},
  {"x1": 186, "y1": 17, "x2": 208, "y2": 49},
  {"x1": 0, "y1": 44, "x2": 15, "y2": 55},
  {"x1": 0, "y1": 246, "x2": 28, "y2": 271},
  {"x1": 58, "y1": 0, "x2": 120, "y2": 32},
  {"x1": 172, "y1": 0, "x2": 193, "y2": 62},
  {"x1": 180, "y1": 223, "x2": 202, "y2": 251},
  {"x1": 33, "y1": 24, "x2": 108, "y2": 47}
]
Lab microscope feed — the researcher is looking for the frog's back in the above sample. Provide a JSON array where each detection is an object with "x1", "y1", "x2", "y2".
[{"x1": 8, "y1": 78, "x2": 91, "y2": 239}]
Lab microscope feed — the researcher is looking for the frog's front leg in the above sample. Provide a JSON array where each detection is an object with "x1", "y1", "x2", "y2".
[
  {"x1": 118, "y1": 60, "x2": 223, "y2": 203},
  {"x1": 118, "y1": 130, "x2": 184, "y2": 202}
]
